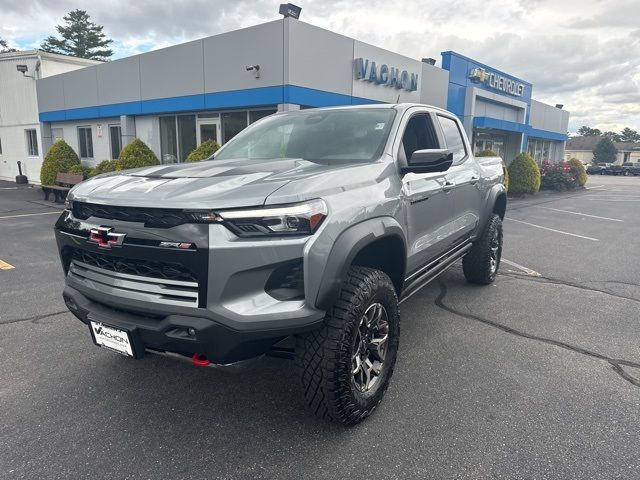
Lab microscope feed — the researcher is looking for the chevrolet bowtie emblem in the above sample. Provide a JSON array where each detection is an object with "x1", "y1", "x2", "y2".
[{"x1": 89, "y1": 226, "x2": 126, "y2": 249}]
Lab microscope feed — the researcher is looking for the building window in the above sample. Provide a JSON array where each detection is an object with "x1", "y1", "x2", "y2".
[
  {"x1": 109, "y1": 125, "x2": 122, "y2": 159},
  {"x1": 222, "y1": 111, "x2": 248, "y2": 144},
  {"x1": 0, "y1": 134, "x2": 2, "y2": 155},
  {"x1": 78, "y1": 126, "x2": 94, "y2": 159},
  {"x1": 527, "y1": 138, "x2": 556, "y2": 164},
  {"x1": 250, "y1": 109, "x2": 277, "y2": 124},
  {"x1": 26, "y1": 129, "x2": 38, "y2": 156},
  {"x1": 178, "y1": 115, "x2": 196, "y2": 162},
  {"x1": 159, "y1": 114, "x2": 196, "y2": 164},
  {"x1": 160, "y1": 116, "x2": 178, "y2": 163}
]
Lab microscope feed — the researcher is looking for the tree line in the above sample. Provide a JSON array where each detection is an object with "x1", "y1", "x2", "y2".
[
  {"x1": 577, "y1": 126, "x2": 640, "y2": 143},
  {"x1": 0, "y1": 9, "x2": 113, "y2": 61}
]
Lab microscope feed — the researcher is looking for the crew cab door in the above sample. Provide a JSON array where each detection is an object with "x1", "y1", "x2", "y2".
[
  {"x1": 398, "y1": 111, "x2": 457, "y2": 275},
  {"x1": 435, "y1": 114, "x2": 483, "y2": 241}
]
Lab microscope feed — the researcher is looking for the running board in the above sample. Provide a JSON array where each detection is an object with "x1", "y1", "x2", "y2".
[{"x1": 400, "y1": 242, "x2": 472, "y2": 303}]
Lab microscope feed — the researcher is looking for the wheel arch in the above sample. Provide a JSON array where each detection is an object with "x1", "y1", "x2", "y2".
[{"x1": 314, "y1": 217, "x2": 407, "y2": 311}]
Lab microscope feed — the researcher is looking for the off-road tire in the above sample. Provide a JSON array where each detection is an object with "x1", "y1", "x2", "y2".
[
  {"x1": 463, "y1": 213, "x2": 503, "y2": 285},
  {"x1": 295, "y1": 266, "x2": 400, "y2": 426}
]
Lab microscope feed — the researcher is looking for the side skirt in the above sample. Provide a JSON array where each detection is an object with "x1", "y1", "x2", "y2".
[{"x1": 399, "y1": 241, "x2": 472, "y2": 303}]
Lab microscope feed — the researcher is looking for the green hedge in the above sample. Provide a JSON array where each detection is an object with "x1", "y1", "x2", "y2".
[
  {"x1": 508, "y1": 152, "x2": 541, "y2": 195},
  {"x1": 186, "y1": 140, "x2": 220, "y2": 162},
  {"x1": 67, "y1": 164, "x2": 92, "y2": 179},
  {"x1": 568, "y1": 158, "x2": 588, "y2": 186},
  {"x1": 117, "y1": 138, "x2": 159, "y2": 170},
  {"x1": 476, "y1": 149, "x2": 497, "y2": 157},
  {"x1": 40, "y1": 139, "x2": 81, "y2": 185},
  {"x1": 90, "y1": 159, "x2": 119, "y2": 177}
]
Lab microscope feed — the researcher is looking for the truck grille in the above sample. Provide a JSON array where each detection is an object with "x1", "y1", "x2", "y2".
[
  {"x1": 72, "y1": 202, "x2": 200, "y2": 228},
  {"x1": 67, "y1": 250, "x2": 199, "y2": 307},
  {"x1": 71, "y1": 250, "x2": 197, "y2": 283}
]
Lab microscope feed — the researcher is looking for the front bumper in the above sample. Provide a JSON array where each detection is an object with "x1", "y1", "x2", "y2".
[
  {"x1": 55, "y1": 208, "x2": 326, "y2": 363},
  {"x1": 64, "y1": 285, "x2": 323, "y2": 363}
]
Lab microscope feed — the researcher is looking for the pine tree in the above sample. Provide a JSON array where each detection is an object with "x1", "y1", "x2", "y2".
[
  {"x1": 40, "y1": 10, "x2": 113, "y2": 61},
  {"x1": 592, "y1": 137, "x2": 617, "y2": 164},
  {"x1": 0, "y1": 38, "x2": 17, "y2": 53}
]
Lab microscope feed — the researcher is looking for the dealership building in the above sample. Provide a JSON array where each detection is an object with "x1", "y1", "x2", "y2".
[{"x1": 29, "y1": 17, "x2": 569, "y2": 181}]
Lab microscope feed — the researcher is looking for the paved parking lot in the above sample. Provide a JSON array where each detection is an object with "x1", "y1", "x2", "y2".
[{"x1": 1, "y1": 176, "x2": 639, "y2": 479}]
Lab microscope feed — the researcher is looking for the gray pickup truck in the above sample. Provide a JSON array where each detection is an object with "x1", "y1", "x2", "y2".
[{"x1": 55, "y1": 104, "x2": 506, "y2": 425}]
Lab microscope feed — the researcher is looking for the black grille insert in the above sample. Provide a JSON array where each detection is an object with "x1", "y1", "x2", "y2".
[
  {"x1": 72, "y1": 202, "x2": 201, "y2": 228},
  {"x1": 71, "y1": 249, "x2": 198, "y2": 283}
]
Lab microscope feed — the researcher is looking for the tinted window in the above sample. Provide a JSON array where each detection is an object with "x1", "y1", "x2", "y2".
[
  {"x1": 78, "y1": 127, "x2": 93, "y2": 159},
  {"x1": 216, "y1": 109, "x2": 396, "y2": 163},
  {"x1": 438, "y1": 116, "x2": 466, "y2": 163},
  {"x1": 402, "y1": 115, "x2": 439, "y2": 160}
]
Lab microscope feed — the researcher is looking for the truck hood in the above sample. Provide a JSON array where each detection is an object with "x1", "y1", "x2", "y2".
[{"x1": 68, "y1": 158, "x2": 387, "y2": 209}]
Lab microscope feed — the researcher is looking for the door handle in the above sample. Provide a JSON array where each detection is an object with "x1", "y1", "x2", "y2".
[{"x1": 442, "y1": 181, "x2": 455, "y2": 192}]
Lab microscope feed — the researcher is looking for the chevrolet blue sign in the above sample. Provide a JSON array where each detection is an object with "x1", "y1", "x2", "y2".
[{"x1": 354, "y1": 58, "x2": 418, "y2": 92}]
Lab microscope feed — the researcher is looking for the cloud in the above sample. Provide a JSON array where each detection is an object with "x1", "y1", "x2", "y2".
[{"x1": 1, "y1": 0, "x2": 638, "y2": 132}]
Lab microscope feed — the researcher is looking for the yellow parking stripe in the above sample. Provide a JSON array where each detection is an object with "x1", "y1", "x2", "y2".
[{"x1": 0, "y1": 259, "x2": 15, "y2": 270}]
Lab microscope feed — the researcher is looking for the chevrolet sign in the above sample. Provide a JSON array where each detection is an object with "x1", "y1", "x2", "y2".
[
  {"x1": 469, "y1": 67, "x2": 524, "y2": 97},
  {"x1": 354, "y1": 58, "x2": 418, "y2": 92}
]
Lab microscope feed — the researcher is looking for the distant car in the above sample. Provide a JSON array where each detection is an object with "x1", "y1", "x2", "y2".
[
  {"x1": 604, "y1": 164, "x2": 624, "y2": 175},
  {"x1": 586, "y1": 164, "x2": 606, "y2": 175},
  {"x1": 621, "y1": 162, "x2": 640, "y2": 176}
]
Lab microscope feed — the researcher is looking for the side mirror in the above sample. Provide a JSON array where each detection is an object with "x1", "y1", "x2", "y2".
[{"x1": 401, "y1": 149, "x2": 454, "y2": 174}]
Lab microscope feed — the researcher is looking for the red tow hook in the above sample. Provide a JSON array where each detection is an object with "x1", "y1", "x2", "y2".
[{"x1": 191, "y1": 353, "x2": 210, "y2": 367}]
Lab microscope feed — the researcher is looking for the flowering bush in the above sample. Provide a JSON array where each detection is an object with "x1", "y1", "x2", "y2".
[{"x1": 540, "y1": 161, "x2": 580, "y2": 191}]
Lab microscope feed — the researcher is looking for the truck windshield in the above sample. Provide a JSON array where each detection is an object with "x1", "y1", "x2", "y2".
[{"x1": 214, "y1": 108, "x2": 396, "y2": 163}]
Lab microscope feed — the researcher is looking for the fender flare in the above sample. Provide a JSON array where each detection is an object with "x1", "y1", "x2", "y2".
[
  {"x1": 478, "y1": 183, "x2": 507, "y2": 234},
  {"x1": 314, "y1": 216, "x2": 407, "y2": 311}
]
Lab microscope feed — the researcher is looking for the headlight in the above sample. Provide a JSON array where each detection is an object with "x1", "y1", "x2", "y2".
[
  {"x1": 64, "y1": 197, "x2": 73, "y2": 210},
  {"x1": 190, "y1": 199, "x2": 327, "y2": 237}
]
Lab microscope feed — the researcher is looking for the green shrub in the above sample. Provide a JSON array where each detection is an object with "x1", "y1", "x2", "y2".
[
  {"x1": 66, "y1": 164, "x2": 92, "y2": 179},
  {"x1": 568, "y1": 158, "x2": 587, "y2": 186},
  {"x1": 476, "y1": 149, "x2": 508, "y2": 191},
  {"x1": 476, "y1": 149, "x2": 497, "y2": 157},
  {"x1": 508, "y1": 152, "x2": 541, "y2": 195},
  {"x1": 117, "y1": 138, "x2": 159, "y2": 170},
  {"x1": 40, "y1": 139, "x2": 81, "y2": 185},
  {"x1": 90, "y1": 159, "x2": 119, "y2": 177},
  {"x1": 186, "y1": 139, "x2": 220, "y2": 162}
]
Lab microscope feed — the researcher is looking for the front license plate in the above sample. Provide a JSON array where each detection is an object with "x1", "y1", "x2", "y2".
[{"x1": 90, "y1": 321, "x2": 133, "y2": 357}]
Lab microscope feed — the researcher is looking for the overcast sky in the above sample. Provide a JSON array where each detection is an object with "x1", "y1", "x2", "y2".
[{"x1": 2, "y1": 0, "x2": 639, "y2": 133}]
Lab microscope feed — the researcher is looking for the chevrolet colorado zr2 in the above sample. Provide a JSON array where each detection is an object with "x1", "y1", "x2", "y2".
[{"x1": 55, "y1": 104, "x2": 506, "y2": 425}]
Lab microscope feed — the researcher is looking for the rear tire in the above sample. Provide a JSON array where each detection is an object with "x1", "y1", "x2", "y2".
[
  {"x1": 295, "y1": 266, "x2": 400, "y2": 426},
  {"x1": 463, "y1": 214, "x2": 503, "y2": 285}
]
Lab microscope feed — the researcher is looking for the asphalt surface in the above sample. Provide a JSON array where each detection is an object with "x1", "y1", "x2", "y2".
[{"x1": 1, "y1": 176, "x2": 639, "y2": 479}]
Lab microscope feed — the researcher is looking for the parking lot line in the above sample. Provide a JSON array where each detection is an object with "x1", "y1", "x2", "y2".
[
  {"x1": 505, "y1": 217, "x2": 599, "y2": 241},
  {"x1": 0, "y1": 211, "x2": 61, "y2": 220},
  {"x1": 539, "y1": 206, "x2": 623, "y2": 222},
  {"x1": 0, "y1": 259, "x2": 15, "y2": 270},
  {"x1": 0, "y1": 187, "x2": 19, "y2": 190},
  {"x1": 501, "y1": 258, "x2": 541, "y2": 276}
]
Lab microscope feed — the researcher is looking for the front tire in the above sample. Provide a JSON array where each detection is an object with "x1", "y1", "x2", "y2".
[
  {"x1": 295, "y1": 266, "x2": 400, "y2": 426},
  {"x1": 463, "y1": 214, "x2": 503, "y2": 285}
]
